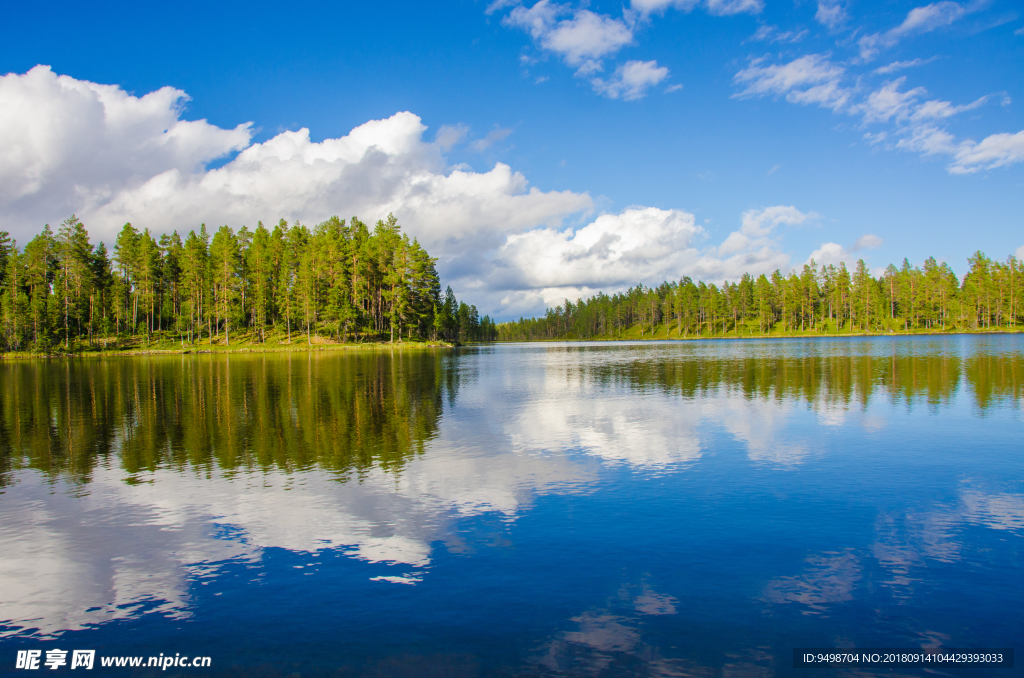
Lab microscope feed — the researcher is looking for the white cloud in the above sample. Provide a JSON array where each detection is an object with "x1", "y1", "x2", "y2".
[
  {"x1": 471, "y1": 127, "x2": 514, "y2": 151},
  {"x1": 733, "y1": 54, "x2": 853, "y2": 112},
  {"x1": 505, "y1": 2, "x2": 634, "y2": 69},
  {"x1": 434, "y1": 123, "x2": 469, "y2": 150},
  {"x1": 718, "y1": 204, "x2": 813, "y2": 255},
  {"x1": 631, "y1": 0, "x2": 698, "y2": 13},
  {"x1": 704, "y1": 0, "x2": 764, "y2": 15},
  {"x1": 858, "y1": 1, "x2": 974, "y2": 61},
  {"x1": 749, "y1": 25, "x2": 808, "y2": 43},
  {"x1": 0, "y1": 67, "x2": 598, "y2": 307},
  {"x1": 1016, "y1": 245, "x2": 1024, "y2": 260},
  {"x1": 740, "y1": 204, "x2": 812, "y2": 237},
  {"x1": 735, "y1": 57, "x2": 1019, "y2": 175},
  {"x1": 857, "y1": 78, "x2": 925, "y2": 123},
  {"x1": 494, "y1": 207, "x2": 703, "y2": 290},
  {"x1": 631, "y1": 0, "x2": 763, "y2": 16},
  {"x1": 815, "y1": 0, "x2": 848, "y2": 30},
  {"x1": 591, "y1": 60, "x2": 670, "y2": 100},
  {"x1": 854, "y1": 77, "x2": 987, "y2": 125},
  {"x1": 806, "y1": 241, "x2": 857, "y2": 268},
  {"x1": 873, "y1": 57, "x2": 938, "y2": 75},
  {"x1": 0, "y1": 67, "x2": 864, "y2": 319},
  {"x1": 911, "y1": 95, "x2": 987, "y2": 120},
  {"x1": 948, "y1": 130, "x2": 1024, "y2": 174},
  {"x1": 894, "y1": 124, "x2": 958, "y2": 155},
  {"x1": 498, "y1": 0, "x2": 751, "y2": 102},
  {"x1": 0, "y1": 65, "x2": 252, "y2": 234},
  {"x1": 805, "y1": 235, "x2": 881, "y2": 269},
  {"x1": 502, "y1": 2, "x2": 680, "y2": 101},
  {"x1": 852, "y1": 233, "x2": 883, "y2": 250},
  {"x1": 486, "y1": 0, "x2": 521, "y2": 14},
  {"x1": 894, "y1": 1, "x2": 971, "y2": 34},
  {"x1": 487, "y1": 205, "x2": 803, "y2": 315}
]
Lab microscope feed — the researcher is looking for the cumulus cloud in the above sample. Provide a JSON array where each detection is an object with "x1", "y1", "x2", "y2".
[
  {"x1": 806, "y1": 242, "x2": 857, "y2": 268},
  {"x1": 858, "y1": 1, "x2": 974, "y2": 61},
  {"x1": 0, "y1": 65, "x2": 252, "y2": 235},
  {"x1": 805, "y1": 234, "x2": 881, "y2": 269},
  {"x1": 0, "y1": 66, "x2": 595, "y2": 300},
  {"x1": 0, "y1": 66, "x2": 829, "y2": 318},
  {"x1": 487, "y1": 205, "x2": 807, "y2": 313},
  {"x1": 718, "y1": 205, "x2": 814, "y2": 255},
  {"x1": 505, "y1": 2, "x2": 633, "y2": 69},
  {"x1": 591, "y1": 60, "x2": 670, "y2": 100},
  {"x1": 499, "y1": 2, "x2": 680, "y2": 100},
  {"x1": 495, "y1": 207, "x2": 703, "y2": 290}
]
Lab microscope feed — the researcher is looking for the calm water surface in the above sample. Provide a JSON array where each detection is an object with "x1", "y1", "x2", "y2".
[{"x1": 0, "y1": 336, "x2": 1021, "y2": 676}]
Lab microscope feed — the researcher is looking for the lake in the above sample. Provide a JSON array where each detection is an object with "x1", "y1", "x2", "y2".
[{"x1": 1, "y1": 336, "x2": 1021, "y2": 676}]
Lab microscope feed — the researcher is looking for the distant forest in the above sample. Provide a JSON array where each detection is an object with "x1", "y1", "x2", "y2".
[
  {"x1": 0, "y1": 215, "x2": 497, "y2": 352},
  {"x1": 498, "y1": 253, "x2": 1023, "y2": 341}
]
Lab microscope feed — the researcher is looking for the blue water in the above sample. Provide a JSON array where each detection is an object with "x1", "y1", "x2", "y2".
[{"x1": 0, "y1": 336, "x2": 1021, "y2": 676}]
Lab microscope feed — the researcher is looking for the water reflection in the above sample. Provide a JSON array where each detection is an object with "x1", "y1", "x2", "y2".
[
  {"x1": 2, "y1": 339, "x2": 1021, "y2": 482},
  {"x1": 0, "y1": 337, "x2": 1020, "y2": 671},
  {"x1": 0, "y1": 351, "x2": 449, "y2": 484},
  {"x1": 763, "y1": 550, "x2": 862, "y2": 614}
]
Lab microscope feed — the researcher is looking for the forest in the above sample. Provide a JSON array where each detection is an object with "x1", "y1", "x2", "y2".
[
  {"x1": 0, "y1": 215, "x2": 497, "y2": 353},
  {"x1": 497, "y1": 253, "x2": 1022, "y2": 341}
]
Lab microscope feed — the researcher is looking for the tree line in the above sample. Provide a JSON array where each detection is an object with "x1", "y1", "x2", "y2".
[
  {"x1": 498, "y1": 253, "x2": 1022, "y2": 340},
  {"x1": 0, "y1": 215, "x2": 498, "y2": 352}
]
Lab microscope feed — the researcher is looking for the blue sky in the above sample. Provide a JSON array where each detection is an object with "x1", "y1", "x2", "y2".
[{"x1": 1, "y1": 0, "x2": 1021, "y2": 316}]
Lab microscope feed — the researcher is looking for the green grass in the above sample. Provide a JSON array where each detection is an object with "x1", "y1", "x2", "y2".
[
  {"x1": 1, "y1": 327, "x2": 454, "y2": 358},
  {"x1": 546, "y1": 319, "x2": 1022, "y2": 342}
]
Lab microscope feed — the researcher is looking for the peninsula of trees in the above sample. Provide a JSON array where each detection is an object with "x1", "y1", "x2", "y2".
[
  {"x1": 0, "y1": 215, "x2": 497, "y2": 353},
  {"x1": 497, "y1": 253, "x2": 1022, "y2": 341}
]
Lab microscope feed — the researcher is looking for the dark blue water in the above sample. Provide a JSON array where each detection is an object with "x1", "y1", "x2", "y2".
[{"x1": 1, "y1": 336, "x2": 1021, "y2": 676}]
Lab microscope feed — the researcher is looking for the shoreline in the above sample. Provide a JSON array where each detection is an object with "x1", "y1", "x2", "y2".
[
  {"x1": 495, "y1": 327, "x2": 1024, "y2": 343},
  {"x1": 0, "y1": 339, "x2": 457, "y2": 359},
  {"x1": 3, "y1": 328, "x2": 1021, "y2": 358}
]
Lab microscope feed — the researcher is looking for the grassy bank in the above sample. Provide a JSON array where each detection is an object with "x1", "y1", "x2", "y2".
[
  {"x1": 0, "y1": 327, "x2": 455, "y2": 358},
  {"x1": 522, "y1": 319, "x2": 1024, "y2": 342}
]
